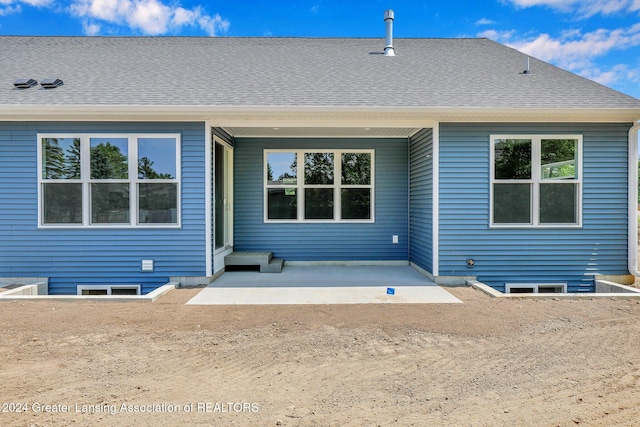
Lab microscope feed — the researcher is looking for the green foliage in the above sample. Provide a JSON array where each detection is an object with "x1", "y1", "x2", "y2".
[
  {"x1": 304, "y1": 153, "x2": 334, "y2": 184},
  {"x1": 42, "y1": 138, "x2": 81, "y2": 179},
  {"x1": 494, "y1": 139, "x2": 532, "y2": 179},
  {"x1": 66, "y1": 139, "x2": 81, "y2": 179},
  {"x1": 138, "y1": 157, "x2": 173, "y2": 179},
  {"x1": 266, "y1": 162, "x2": 274, "y2": 181},
  {"x1": 342, "y1": 153, "x2": 371, "y2": 185},
  {"x1": 90, "y1": 142, "x2": 128, "y2": 179},
  {"x1": 541, "y1": 139, "x2": 576, "y2": 179}
]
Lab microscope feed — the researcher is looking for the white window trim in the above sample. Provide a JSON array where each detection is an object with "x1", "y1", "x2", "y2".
[
  {"x1": 264, "y1": 149, "x2": 375, "y2": 223},
  {"x1": 38, "y1": 133, "x2": 181, "y2": 229},
  {"x1": 490, "y1": 134, "x2": 583, "y2": 228},
  {"x1": 505, "y1": 283, "x2": 567, "y2": 294},
  {"x1": 214, "y1": 135, "x2": 234, "y2": 255},
  {"x1": 77, "y1": 284, "x2": 141, "y2": 295}
]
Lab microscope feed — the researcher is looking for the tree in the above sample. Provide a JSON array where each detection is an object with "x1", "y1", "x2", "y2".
[
  {"x1": 304, "y1": 153, "x2": 334, "y2": 184},
  {"x1": 494, "y1": 139, "x2": 531, "y2": 179},
  {"x1": 90, "y1": 142, "x2": 128, "y2": 179},
  {"x1": 267, "y1": 162, "x2": 274, "y2": 181},
  {"x1": 138, "y1": 157, "x2": 173, "y2": 179},
  {"x1": 42, "y1": 138, "x2": 66, "y2": 179},
  {"x1": 342, "y1": 153, "x2": 371, "y2": 185},
  {"x1": 65, "y1": 138, "x2": 81, "y2": 179}
]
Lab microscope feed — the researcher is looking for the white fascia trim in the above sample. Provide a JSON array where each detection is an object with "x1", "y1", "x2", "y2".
[
  {"x1": 629, "y1": 120, "x2": 640, "y2": 277},
  {"x1": 205, "y1": 122, "x2": 213, "y2": 278},
  {"x1": 2, "y1": 104, "x2": 640, "y2": 114},
  {"x1": 2, "y1": 105, "x2": 639, "y2": 123},
  {"x1": 432, "y1": 123, "x2": 440, "y2": 277}
]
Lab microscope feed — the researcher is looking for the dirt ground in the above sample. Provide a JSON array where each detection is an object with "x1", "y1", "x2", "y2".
[{"x1": 1, "y1": 287, "x2": 640, "y2": 427}]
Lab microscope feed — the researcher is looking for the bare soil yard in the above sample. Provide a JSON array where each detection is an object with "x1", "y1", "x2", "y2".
[{"x1": 1, "y1": 286, "x2": 640, "y2": 426}]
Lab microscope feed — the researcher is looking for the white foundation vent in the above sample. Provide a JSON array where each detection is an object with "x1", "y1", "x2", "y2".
[{"x1": 142, "y1": 259, "x2": 154, "y2": 272}]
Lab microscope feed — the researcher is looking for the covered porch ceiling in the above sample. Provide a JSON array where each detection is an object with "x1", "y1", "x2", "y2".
[{"x1": 220, "y1": 126, "x2": 421, "y2": 138}]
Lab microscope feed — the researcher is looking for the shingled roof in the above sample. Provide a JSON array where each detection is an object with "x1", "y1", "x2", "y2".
[{"x1": 1, "y1": 36, "x2": 639, "y2": 121}]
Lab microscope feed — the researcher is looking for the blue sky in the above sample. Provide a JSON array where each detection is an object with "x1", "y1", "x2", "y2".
[{"x1": 1, "y1": 0, "x2": 639, "y2": 98}]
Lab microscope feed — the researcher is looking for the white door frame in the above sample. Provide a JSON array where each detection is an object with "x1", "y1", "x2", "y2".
[{"x1": 213, "y1": 136, "x2": 234, "y2": 274}]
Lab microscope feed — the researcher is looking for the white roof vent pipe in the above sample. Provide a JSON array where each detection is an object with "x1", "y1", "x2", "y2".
[{"x1": 384, "y1": 9, "x2": 395, "y2": 56}]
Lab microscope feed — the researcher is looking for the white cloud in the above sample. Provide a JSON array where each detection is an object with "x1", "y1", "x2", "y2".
[
  {"x1": 70, "y1": 0, "x2": 230, "y2": 36},
  {"x1": 477, "y1": 29, "x2": 516, "y2": 43},
  {"x1": 0, "y1": 0, "x2": 52, "y2": 16},
  {"x1": 195, "y1": 12, "x2": 229, "y2": 36},
  {"x1": 21, "y1": 0, "x2": 52, "y2": 5},
  {"x1": 0, "y1": 5, "x2": 20, "y2": 16},
  {"x1": 129, "y1": 0, "x2": 170, "y2": 34},
  {"x1": 504, "y1": 0, "x2": 640, "y2": 18},
  {"x1": 82, "y1": 20, "x2": 100, "y2": 35},
  {"x1": 480, "y1": 24, "x2": 640, "y2": 87},
  {"x1": 172, "y1": 6, "x2": 195, "y2": 27},
  {"x1": 0, "y1": 3, "x2": 21, "y2": 16},
  {"x1": 475, "y1": 18, "x2": 496, "y2": 25},
  {"x1": 580, "y1": 64, "x2": 630, "y2": 85},
  {"x1": 310, "y1": 4, "x2": 319, "y2": 14},
  {"x1": 505, "y1": 24, "x2": 640, "y2": 69}
]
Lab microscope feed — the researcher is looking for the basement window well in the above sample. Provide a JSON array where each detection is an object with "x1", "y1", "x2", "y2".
[
  {"x1": 77, "y1": 285, "x2": 141, "y2": 296},
  {"x1": 505, "y1": 283, "x2": 567, "y2": 294}
]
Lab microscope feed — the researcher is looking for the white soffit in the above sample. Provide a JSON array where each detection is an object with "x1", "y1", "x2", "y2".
[
  {"x1": 222, "y1": 127, "x2": 421, "y2": 138},
  {"x1": 0, "y1": 106, "x2": 638, "y2": 125}
]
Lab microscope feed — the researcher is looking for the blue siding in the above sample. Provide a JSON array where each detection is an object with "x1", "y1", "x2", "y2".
[
  {"x1": 439, "y1": 123, "x2": 631, "y2": 292},
  {"x1": 0, "y1": 122, "x2": 207, "y2": 294},
  {"x1": 234, "y1": 138, "x2": 409, "y2": 260},
  {"x1": 409, "y1": 129, "x2": 433, "y2": 273}
]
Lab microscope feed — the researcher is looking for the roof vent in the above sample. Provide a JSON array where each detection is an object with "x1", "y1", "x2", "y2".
[
  {"x1": 522, "y1": 57, "x2": 531, "y2": 74},
  {"x1": 13, "y1": 78, "x2": 38, "y2": 89},
  {"x1": 384, "y1": 9, "x2": 395, "y2": 56},
  {"x1": 40, "y1": 78, "x2": 64, "y2": 89}
]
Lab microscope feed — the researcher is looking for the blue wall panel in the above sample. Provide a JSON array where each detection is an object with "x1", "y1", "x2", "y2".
[
  {"x1": 438, "y1": 123, "x2": 631, "y2": 292},
  {"x1": 409, "y1": 129, "x2": 433, "y2": 273},
  {"x1": 0, "y1": 122, "x2": 207, "y2": 294},
  {"x1": 233, "y1": 138, "x2": 409, "y2": 260}
]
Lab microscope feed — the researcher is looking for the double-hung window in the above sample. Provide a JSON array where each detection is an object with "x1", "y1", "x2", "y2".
[
  {"x1": 491, "y1": 135, "x2": 582, "y2": 227},
  {"x1": 264, "y1": 150, "x2": 374, "y2": 222},
  {"x1": 39, "y1": 134, "x2": 180, "y2": 227}
]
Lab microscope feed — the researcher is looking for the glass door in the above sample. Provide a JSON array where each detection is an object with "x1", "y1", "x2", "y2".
[{"x1": 214, "y1": 140, "x2": 233, "y2": 251}]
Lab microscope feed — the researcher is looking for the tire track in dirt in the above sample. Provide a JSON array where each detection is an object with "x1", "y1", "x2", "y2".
[{"x1": 447, "y1": 316, "x2": 640, "y2": 427}]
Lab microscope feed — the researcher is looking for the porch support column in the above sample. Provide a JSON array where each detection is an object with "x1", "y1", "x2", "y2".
[
  {"x1": 205, "y1": 121, "x2": 213, "y2": 278},
  {"x1": 432, "y1": 122, "x2": 440, "y2": 277}
]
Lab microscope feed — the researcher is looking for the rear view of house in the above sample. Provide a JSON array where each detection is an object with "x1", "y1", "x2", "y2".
[{"x1": 1, "y1": 27, "x2": 639, "y2": 295}]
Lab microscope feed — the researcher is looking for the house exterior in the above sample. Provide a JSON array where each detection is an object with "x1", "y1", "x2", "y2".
[{"x1": 1, "y1": 35, "x2": 640, "y2": 295}]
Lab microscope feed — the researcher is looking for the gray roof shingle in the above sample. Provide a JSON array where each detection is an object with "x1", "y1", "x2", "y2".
[{"x1": 1, "y1": 36, "x2": 639, "y2": 110}]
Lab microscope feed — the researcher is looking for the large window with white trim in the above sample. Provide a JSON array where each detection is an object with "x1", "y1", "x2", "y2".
[
  {"x1": 264, "y1": 149, "x2": 374, "y2": 222},
  {"x1": 491, "y1": 135, "x2": 582, "y2": 227},
  {"x1": 38, "y1": 134, "x2": 180, "y2": 227}
]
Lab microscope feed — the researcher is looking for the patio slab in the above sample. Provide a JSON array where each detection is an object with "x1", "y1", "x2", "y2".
[{"x1": 187, "y1": 265, "x2": 462, "y2": 305}]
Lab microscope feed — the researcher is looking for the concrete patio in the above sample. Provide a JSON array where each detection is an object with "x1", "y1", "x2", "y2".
[{"x1": 186, "y1": 265, "x2": 462, "y2": 305}]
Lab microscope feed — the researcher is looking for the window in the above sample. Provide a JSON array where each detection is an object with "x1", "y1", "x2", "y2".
[
  {"x1": 264, "y1": 150, "x2": 374, "y2": 222},
  {"x1": 491, "y1": 135, "x2": 582, "y2": 227},
  {"x1": 77, "y1": 284, "x2": 141, "y2": 295},
  {"x1": 39, "y1": 134, "x2": 180, "y2": 227},
  {"x1": 505, "y1": 283, "x2": 567, "y2": 294}
]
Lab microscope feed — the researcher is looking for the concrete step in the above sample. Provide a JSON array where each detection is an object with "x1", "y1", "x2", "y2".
[
  {"x1": 260, "y1": 258, "x2": 284, "y2": 273},
  {"x1": 225, "y1": 251, "x2": 272, "y2": 266}
]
